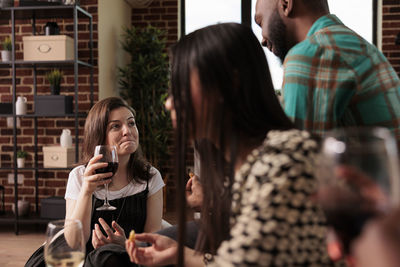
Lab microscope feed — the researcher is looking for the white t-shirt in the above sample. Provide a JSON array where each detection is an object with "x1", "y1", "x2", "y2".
[{"x1": 65, "y1": 165, "x2": 164, "y2": 201}]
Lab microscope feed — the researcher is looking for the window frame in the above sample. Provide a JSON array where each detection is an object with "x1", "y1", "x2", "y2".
[
  {"x1": 180, "y1": 0, "x2": 378, "y2": 89},
  {"x1": 181, "y1": 0, "x2": 378, "y2": 45}
]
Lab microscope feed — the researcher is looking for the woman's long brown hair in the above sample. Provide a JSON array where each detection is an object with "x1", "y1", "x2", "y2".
[{"x1": 81, "y1": 97, "x2": 152, "y2": 183}]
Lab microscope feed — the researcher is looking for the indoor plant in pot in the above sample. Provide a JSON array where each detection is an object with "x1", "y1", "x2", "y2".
[
  {"x1": 45, "y1": 69, "x2": 63, "y2": 95},
  {"x1": 0, "y1": 0, "x2": 14, "y2": 9},
  {"x1": 16, "y1": 150, "x2": 28, "y2": 168},
  {"x1": 119, "y1": 25, "x2": 171, "y2": 169},
  {"x1": 1, "y1": 36, "x2": 12, "y2": 62}
]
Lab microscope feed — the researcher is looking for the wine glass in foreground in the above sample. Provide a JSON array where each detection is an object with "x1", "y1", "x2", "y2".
[
  {"x1": 316, "y1": 127, "x2": 400, "y2": 256},
  {"x1": 95, "y1": 145, "x2": 119, "y2": 211},
  {"x1": 44, "y1": 219, "x2": 85, "y2": 267}
]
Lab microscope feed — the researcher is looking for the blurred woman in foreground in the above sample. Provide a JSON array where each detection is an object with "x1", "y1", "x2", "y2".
[{"x1": 126, "y1": 23, "x2": 340, "y2": 266}]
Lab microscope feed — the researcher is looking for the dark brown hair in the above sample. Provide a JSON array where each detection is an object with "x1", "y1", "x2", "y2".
[
  {"x1": 81, "y1": 97, "x2": 152, "y2": 183},
  {"x1": 170, "y1": 23, "x2": 294, "y2": 262}
]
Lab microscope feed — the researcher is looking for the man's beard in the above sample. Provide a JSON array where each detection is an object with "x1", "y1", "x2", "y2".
[{"x1": 268, "y1": 9, "x2": 290, "y2": 63}]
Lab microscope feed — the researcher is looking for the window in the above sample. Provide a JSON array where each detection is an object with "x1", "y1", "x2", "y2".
[
  {"x1": 185, "y1": 0, "x2": 241, "y2": 35},
  {"x1": 183, "y1": 0, "x2": 375, "y2": 89},
  {"x1": 328, "y1": 0, "x2": 374, "y2": 43}
]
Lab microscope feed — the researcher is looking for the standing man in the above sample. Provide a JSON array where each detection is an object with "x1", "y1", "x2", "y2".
[{"x1": 255, "y1": 0, "x2": 400, "y2": 139}]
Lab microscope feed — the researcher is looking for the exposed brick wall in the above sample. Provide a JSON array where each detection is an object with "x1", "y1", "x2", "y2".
[
  {"x1": 131, "y1": 0, "x2": 178, "y2": 48},
  {"x1": 0, "y1": 0, "x2": 99, "y2": 212},
  {"x1": 382, "y1": 0, "x2": 400, "y2": 75}
]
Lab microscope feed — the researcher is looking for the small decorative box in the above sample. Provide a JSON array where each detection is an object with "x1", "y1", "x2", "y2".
[
  {"x1": 41, "y1": 196, "x2": 66, "y2": 219},
  {"x1": 43, "y1": 146, "x2": 75, "y2": 168},
  {"x1": 23, "y1": 35, "x2": 74, "y2": 61},
  {"x1": 35, "y1": 95, "x2": 73, "y2": 116}
]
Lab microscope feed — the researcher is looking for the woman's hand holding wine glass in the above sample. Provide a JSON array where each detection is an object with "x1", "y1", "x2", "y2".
[
  {"x1": 82, "y1": 154, "x2": 113, "y2": 195},
  {"x1": 94, "y1": 145, "x2": 119, "y2": 211},
  {"x1": 316, "y1": 127, "x2": 400, "y2": 260}
]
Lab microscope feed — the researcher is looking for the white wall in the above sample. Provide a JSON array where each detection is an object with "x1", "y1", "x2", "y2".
[{"x1": 98, "y1": 0, "x2": 132, "y2": 99}]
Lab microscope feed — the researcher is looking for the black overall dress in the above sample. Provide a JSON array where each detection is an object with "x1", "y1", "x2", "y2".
[
  {"x1": 25, "y1": 183, "x2": 149, "y2": 267},
  {"x1": 84, "y1": 183, "x2": 148, "y2": 266}
]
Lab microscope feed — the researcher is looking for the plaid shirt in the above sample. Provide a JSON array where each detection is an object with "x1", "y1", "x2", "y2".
[{"x1": 282, "y1": 14, "x2": 400, "y2": 141}]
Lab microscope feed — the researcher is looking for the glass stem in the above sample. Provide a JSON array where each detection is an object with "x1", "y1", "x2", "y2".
[{"x1": 104, "y1": 183, "x2": 110, "y2": 206}]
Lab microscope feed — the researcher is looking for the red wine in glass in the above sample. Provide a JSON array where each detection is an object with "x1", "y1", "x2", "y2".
[
  {"x1": 95, "y1": 145, "x2": 118, "y2": 211},
  {"x1": 319, "y1": 185, "x2": 382, "y2": 254},
  {"x1": 317, "y1": 127, "x2": 400, "y2": 256},
  {"x1": 95, "y1": 162, "x2": 119, "y2": 180}
]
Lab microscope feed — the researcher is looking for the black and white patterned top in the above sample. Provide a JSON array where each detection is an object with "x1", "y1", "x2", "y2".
[{"x1": 208, "y1": 129, "x2": 344, "y2": 266}]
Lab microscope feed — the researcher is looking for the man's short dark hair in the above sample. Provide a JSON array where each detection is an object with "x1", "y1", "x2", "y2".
[{"x1": 301, "y1": 0, "x2": 329, "y2": 13}]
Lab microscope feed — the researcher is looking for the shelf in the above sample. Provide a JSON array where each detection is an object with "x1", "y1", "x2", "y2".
[
  {"x1": 0, "y1": 60, "x2": 94, "y2": 68},
  {"x1": 0, "y1": 5, "x2": 92, "y2": 20},
  {"x1": 0, "y1": 167, "x2": 73, "y2": 171},
  {"x1": 21, "y1": 113, "x2": 87, "y2": 118},
  {"x1": 0, "y1": 113, "x2": 87, "y2": 118},
  {"x1": 1, "y1": 4, "x2": 93, "y2": 235},
  {"x1": 0, "y1": 212, "x2": 52, "y2": 225}
]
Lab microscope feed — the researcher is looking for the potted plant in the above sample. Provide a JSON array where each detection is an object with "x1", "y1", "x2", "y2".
[
  {"x1": 1, "y1": 36, "x2": 12, "y2": 62},
  {"x1": 45, "y1": 69, "x2": 63, "y2": 95},
  {"x1": 16, "y1": 150, "x2": 28, "y2": 168},
  {"x1": 0, "y1": 0, "x2": 14, "y2": 9},
  {"x1": 119, "y1": 25, "x2": 171, "y2": 169}
]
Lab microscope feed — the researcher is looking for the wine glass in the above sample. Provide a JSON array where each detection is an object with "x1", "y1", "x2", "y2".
[
  {"x1": 44, "y1": 219, "x2": 85, "y2": 267},
  {"x1": 95, "y1": 145, "x2": 119, "y2": 211},
  {"x1": 316, "y1": 127, "x2": 400, "y2": 256}
]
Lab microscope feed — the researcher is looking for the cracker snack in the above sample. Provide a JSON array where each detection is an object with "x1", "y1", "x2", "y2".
[{"x1": 129, "y1": 230, "x2": 135, "y2": 242}]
